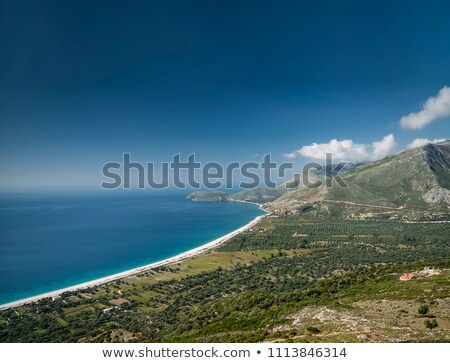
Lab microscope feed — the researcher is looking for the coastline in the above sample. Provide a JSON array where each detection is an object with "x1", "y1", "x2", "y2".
[{"x1": 0, "y1": 202, "x2": 267, "y2": 310}]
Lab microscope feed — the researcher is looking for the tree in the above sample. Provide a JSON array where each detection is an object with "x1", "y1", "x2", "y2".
[
  {"x1": 424, "y1": 319, "x2": 438, "y2": 330},
  {"x1": 418, "y1": 305, "x2": 429, "y2": 316}
]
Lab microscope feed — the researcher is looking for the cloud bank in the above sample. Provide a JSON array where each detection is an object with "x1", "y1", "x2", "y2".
[
  {"x1": 406, "y1": 138, "x2": 445, "y2": 149},
  {"x1": 285, "y1": 134, "x2": 396, "y2": 161},
  {"x1": 400, "y1": 86, "x2": 450, "y2": 129}
]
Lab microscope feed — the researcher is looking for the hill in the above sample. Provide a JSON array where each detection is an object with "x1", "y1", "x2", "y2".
[
  {"x1": 187, "y1": 162, "x2": 366, "y2": 204},
  {"x1": 271, "y1": 141, "x2": 450, "y2": 217},
  {"x1": 229, "y1": 186, "x2": 286, "y2": 204},
  {"x1": 186, "y1": 190, "x2": 230, "y2": 201}
]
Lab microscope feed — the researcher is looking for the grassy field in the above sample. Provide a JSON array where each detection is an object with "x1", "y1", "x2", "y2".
[{"x1": 269, "y1": 270, "x2": 450, "y2": 342}]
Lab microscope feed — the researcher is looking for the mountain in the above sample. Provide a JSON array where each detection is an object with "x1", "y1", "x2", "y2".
[
  {"x1": 187, "y1": 141, "x2": 450, "y2": 217},
  {"x1": 187, "y1": 162, "x2": 366, "y2": 204},
  {"x1": 229, "y1": 186, "x2": 286, "y2": 203},
  {"x1": 186, "y1": 187, "x2": 282, "y2": 203},
  {"x1": 271, "y1": 141, "x2": 450, "y2": 215},
  {"x1": 279, "y1": 161, "x2": 366, "y2": 189}
]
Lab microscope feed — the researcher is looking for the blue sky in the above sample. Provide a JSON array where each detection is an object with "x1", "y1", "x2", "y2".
[{"x1": 0, "y1": 0, "x2": 449, "y2": 188}]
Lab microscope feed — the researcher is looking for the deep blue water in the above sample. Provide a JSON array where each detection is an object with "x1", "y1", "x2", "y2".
[{"x1": 0, "y1": 190, "x2": 264, "y2": 305}]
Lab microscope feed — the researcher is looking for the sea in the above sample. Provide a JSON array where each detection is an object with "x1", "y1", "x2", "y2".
[{"x1": 0, "y1": 190, "x2": 265, "y2": 305}]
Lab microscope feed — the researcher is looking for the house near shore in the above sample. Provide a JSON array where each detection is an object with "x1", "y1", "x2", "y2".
[
  {"x1": 399, "y1": 273, "x2": 415, "y2": 281},
  {"x1": 108, "y1": 298, "x2": 128, "y2": 307}
]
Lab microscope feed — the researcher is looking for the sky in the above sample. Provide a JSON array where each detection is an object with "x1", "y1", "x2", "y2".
[{"x1": 0, "y1": 0, "x2": 449, "y2": 188}]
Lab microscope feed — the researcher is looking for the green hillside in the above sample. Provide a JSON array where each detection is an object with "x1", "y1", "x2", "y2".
[
  {"x1": 186, "y1": 190, "x2": 231, "y2": 201},
  {"x1": 230, "y1": 186, "x2": 286, "y2": 204}
]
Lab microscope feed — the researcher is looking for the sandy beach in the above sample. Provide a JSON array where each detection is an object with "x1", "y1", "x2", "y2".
[{"x1": 0, "y1": 205, "x2": 267, "y2": 310}]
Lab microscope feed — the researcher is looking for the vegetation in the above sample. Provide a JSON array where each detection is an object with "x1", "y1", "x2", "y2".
[
  {"x1": 306, "y1": 327, "x2": 321, "y2": 334},
  {"x1": 424, "y1": 319, "x2": 438, "y2": 330},
  {"x1": 418, "y1": 305, "x2": 429, "y2": 317},
  {"x1": 186, "y1": 190, "x2": 230, "y2": 201},
  {"x1": 230, "y1": 186, "x2": 286, "y2": 204}
]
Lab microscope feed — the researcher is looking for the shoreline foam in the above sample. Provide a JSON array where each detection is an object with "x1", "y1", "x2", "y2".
[{"x1": 0, "y1": 203, "x2": 267, "y2": 310}]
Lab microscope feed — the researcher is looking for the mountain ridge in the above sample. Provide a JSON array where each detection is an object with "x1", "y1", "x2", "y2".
[
  {"x1": 187, "y1": 141, "x2": 450, "y2": 219},
  {"x1": 270, "y1": 140, "x2": 450, "y2": 217}
]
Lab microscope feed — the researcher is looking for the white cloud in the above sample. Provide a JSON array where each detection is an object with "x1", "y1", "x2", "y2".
[
  {"x1": 284, "y1": 152, "x2": 298, "y2": 159},
  {"x1": 285, "y1": 134, "x2": 396, "y2": 161},
  {"x1": 400, "y1": 86, "x2": 450, "y2": 129},
  {"x1": 372, "y1": 134, "x2": 396, "y2": 159},
  {"x1": 406, "y1": 138, "x2": 446, "y2": 149}
]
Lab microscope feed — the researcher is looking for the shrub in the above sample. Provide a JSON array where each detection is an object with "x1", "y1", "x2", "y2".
[
  {"x1": 306, "y1": 326, "x2": 321, "y2": 334},
  {"x1": 424, "y1": 319, "x2": 438, "y2": 330}
]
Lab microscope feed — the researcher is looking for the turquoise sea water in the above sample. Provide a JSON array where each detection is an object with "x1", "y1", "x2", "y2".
[{"x1": 0, "y1": 190, "x2": 265, "y2": 305}]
